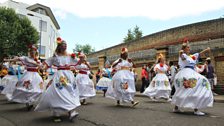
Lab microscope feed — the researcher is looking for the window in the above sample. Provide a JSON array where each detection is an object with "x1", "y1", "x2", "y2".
[
  {"x1": 39, "y1": 45, "x2": 46, "y2": 56},
  {"x1": 40, "y1": 20, "x2": 47, "y2": 32}
]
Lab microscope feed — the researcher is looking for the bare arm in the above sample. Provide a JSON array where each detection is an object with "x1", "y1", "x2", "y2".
[
  {"x1": 200, "y1": 47, "x2": 210, "y2": 56},
  {"x1": 84, "y1": 61, "x2": 91, "y2": 69},
  {"x1": 112, "y1": 59, "x2": 122, "y2": 68}
]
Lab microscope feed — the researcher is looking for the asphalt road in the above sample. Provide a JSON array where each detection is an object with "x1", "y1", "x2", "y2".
[{"x1": 0, "y1": 94, "x2": 224, "y2": 126}]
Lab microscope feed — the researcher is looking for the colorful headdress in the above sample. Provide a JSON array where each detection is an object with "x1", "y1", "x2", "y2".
[
  {"x1": 182, "y1": 37, "x2": 189, "y2": 49},
  {"x1": 56, "y1": 37, "x2": 63, "y2": 44},
  {"x1": 78, "y1": 52, "x2": 85, "y2": 58},
  {"x1": 70, "y1": 53, "x2": 76, "y2": 59},
  {"x1": 28, "y1": 44, "x2": 37, "y2": 51},
  {"x1": 121, "y1": 47, "x2": 128, "y2": 54}
]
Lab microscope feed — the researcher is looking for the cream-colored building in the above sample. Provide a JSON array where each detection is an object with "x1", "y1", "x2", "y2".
[{"x1": 0, "y1": 0, "x2": 60, "y2": 59}]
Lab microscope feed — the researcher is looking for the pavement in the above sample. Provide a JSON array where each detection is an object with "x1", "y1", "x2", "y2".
[
  {"x1": 0, "y1": 93, "x2": 224, "y2": 126},
  {"x1": 133, "y1": 92, "x2": 224, "y2": 103},
  {"x1": 96, "y1": 91, "x2": 224, "y2": 103}
]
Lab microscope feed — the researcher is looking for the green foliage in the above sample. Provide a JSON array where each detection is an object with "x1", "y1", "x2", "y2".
[
  {"x1": 73, "y1": 44, "x2": 95, "y2": 54},
  {"x1": 123, "y1": 25, "x2": 143, "y2": 43},
  {"x1": 0, "y1": 7, "x2": 39, "y2": 61}
]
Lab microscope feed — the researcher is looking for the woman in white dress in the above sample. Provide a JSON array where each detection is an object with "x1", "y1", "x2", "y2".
[
  {"x1": 4, "y1": 45, "x2": 43, "y2": 110},
  {"x1": 0, "y1": 62, "x2": 18, "y2": 94},
  {"x1": 171, "y1": 41, "x2": 213, "y2": 116},
  {"x1": 1, "y1": 62, "x2": 22, "y2": 100},
  {"x1": 75, "y1": 52, "x2": 96, "y2": 105},
  {"x1": 35, "y1": 39, "x2": 80, "y2": 122},
  {"x1": 143, "y1": 54, "x2": 172, "y2": 101},
  {"x1": 96, "y1": 60, "x2": 112, "y2": 97},
  {"x1": 106, "y1": 48, "x2": 139, "y2": 107}
]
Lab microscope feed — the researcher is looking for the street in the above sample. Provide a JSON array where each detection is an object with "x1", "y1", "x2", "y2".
[{"x1": 0, "y1": 94, "x2": 224, "y2": 126}]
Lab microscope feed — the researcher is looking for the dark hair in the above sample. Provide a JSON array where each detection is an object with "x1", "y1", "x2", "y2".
[
  {"x1": 207, "y1": 60, "x2": 211, "y2": 64},
  {"x1": 120, "y1": 52, "x2": 128, "y2": 60},
  {"x1": 169, "y1": 61, "x2": 173, "y2": 66},
  {"x1": 55, "y1": 40, "x2": 67, "y2": 54}
]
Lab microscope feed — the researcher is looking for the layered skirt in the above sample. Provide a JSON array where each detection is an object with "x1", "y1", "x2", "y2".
[
  {"x1": 1, "y1": 75, "x2": 18, "y2": 100},
  {"x1": 96, "y1": 77, "x2": 111, "y2": 90},
  {"x1": 10, "y1": 71, "x2": 43, "y2": 104},
  {"x1": 106, "y1": 70, "x2": 136, "y2": 103},
  {"x1": 143, "y1": 73, "x2": 171, "y2": 99},
  {"x1": 35, "y1": 70, "x2": 80, "y2": 112},
  {"x1": 76, "y1": 73, "x2": 96, "y2": 100},
  {"x1": 171, "y1": 68, "x2": 213, "y2": 109}
]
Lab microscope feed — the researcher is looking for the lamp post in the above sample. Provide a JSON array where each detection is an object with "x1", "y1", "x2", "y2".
[{"x1": 27, "y1": 13, "x2": 42, "y2": 60}]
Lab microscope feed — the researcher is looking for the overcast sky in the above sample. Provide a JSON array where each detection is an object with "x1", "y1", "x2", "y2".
[{"x1": 1, "y1": 0, "x2": 224, "y2": 53}]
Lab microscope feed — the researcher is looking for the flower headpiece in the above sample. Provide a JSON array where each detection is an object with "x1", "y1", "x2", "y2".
[
  {"x1": 121, "y1": 47, "x2": 128, "y2": 54},
  {"x1": 71, "y1": 53, "x2": 76, "y2": 59},
  {"x1": 56, "y1": 37, "x2": 62, "y2": 44},
  {"x1": 28, "y1": 44, "x2": 37, "y2": 51},
  {"x1": 78, "y1": 52, "x2": 85, "y2": 58},
  {"x1": 182, "y1": 37, "x2": 189, "y2": 46}
]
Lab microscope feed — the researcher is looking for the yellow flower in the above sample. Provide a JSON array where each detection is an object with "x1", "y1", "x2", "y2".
[{"x1": 60, "y1": 76, "x2": 67, "y2": 86}]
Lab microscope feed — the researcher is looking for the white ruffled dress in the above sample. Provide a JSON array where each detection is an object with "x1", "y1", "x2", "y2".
[
  {"x1": 143, "y1": 64, "x2": 171, "y2": 99},
  {"x1": 171, "y1": 53, "x2": 213, "y2": 109}
]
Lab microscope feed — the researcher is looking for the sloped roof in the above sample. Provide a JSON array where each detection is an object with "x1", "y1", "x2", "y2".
[{"x1": 27, "y1": 3, "x2": 60, "y2": 30}]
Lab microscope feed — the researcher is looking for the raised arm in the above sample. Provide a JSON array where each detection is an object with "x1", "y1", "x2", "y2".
[{"x1": 199, "y1": 47, "x2": 210, "y2": 56}]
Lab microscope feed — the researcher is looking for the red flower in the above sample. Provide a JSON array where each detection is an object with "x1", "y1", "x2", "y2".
[
  {"x1": 160, "y1": 63, "x2": 164, "y2": 67},
  {"x1": 57, "y1": 37, "x2": 62, "y2": 42},
  {"x1": 71, "y1": 53, "x2": 76, "y2": 58},
  {"x1": 28, "y1": 44, "x2": 32, "y2": 48},
  {"x1": 56, "y1": 37, "x2": 62, "y2": 44},
  {"x1": 183, "y1": 37, "x2": 188, "y2": 43},
  {"x1": 191, "y1": 56, "x2": 196, "y2": 60}
]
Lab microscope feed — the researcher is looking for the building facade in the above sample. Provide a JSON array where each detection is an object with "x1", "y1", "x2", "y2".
[
  {"x1": 0, "y1": 0, "x2": 60, "y2": 59},
  {"x1": 87, "y1": 18, "x2": 224, "y2": 94}
]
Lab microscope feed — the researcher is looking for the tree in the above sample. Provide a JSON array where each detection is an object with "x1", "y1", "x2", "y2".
[
  {"x1": 123, "y1": 29, "x2": 134, "y2": 43},
  {"x1": 123, "y1": 25, "x2": 143, "y2": 43},
  {"x1": 0, "y1": 7, "x2": 39, "y2": 61},
  {"x1": 133, "y1": 25, "x2": 143, "y2": 40},
  {"x1": 73, "y1": 44, "x2": 95, "y2": 55}
]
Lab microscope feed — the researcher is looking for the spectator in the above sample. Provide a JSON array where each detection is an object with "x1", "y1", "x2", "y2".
[
  {"x1": 206, "y1": 57, "x2": 217, "y2": 95},
  {"x1": 140, "y1": 65, "x2": 149, "y2": 93}
]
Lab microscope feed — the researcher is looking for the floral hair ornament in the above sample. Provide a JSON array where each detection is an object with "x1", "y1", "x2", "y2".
[
  {"x1": 27, "y1": 44, "x2": 37, "y2": 51},
  {"x1": 121, "y1": 47, "x2": 128, "y2": 54},
  {"x1": 71, "y1": 53, "x2": 76, "y2": 59},
  {"x1": 182, "y1": 37, "x2": 189, "y2": 48},
  {"x1": 56, "y1": 37, "x2": 62, "y2": 44}
]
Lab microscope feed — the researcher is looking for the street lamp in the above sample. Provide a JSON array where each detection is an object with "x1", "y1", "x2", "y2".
[{"x1": 27, "y1": 13, "x2": 42, "y2": 59}]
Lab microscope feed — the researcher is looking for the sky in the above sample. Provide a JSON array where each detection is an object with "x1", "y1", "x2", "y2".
[{"x1": 1, "y1": 0, "x2": 224, "y2": 53}]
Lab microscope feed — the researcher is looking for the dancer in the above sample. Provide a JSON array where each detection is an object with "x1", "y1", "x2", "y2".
[
  {"x1": 35, "y1": 39, "x2": 80, "y2": 122},
  {"x1": 171, "y1": 40, "x2": 213, "y2": 116},
  {"x1": 4, "y1": 44, "x2": 43, "y2": 110},
  {"x1": 75, "y1": 52, "x2": 96, "y2": 105},
  {"x1": 1, "y1": 62, "x2": 22, "y2": 100},
  {"x1": 106, "y1": 48, "x2": 139, "y2": 107},
  {"x1": 96, "y1": 60, "x2": 112, "y2": 97},
  {"x1": 143, "y1": 54, "x2": 172, "y2": 101}
]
